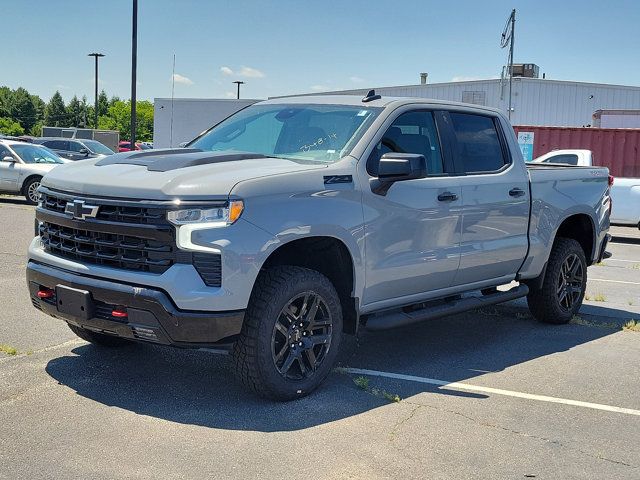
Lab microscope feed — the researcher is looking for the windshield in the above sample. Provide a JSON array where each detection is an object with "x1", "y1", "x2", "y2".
[
  {"x1": 11, "y1": 144, "x2": 64, "y2": 164},
  {"x1": 190, "y1": 103, "x2": 381, "y2": 163},
  {"x1": 82, "y1": 140, "x2": 114, "y2": 155}
]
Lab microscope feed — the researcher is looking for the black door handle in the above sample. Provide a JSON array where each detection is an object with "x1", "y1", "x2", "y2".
[
  {"x1": 509, "y1": 188, "x2": 525, "y2": 197},
  {"x1": 437, "y1": 191, "x2": 458, "y2": 202}
]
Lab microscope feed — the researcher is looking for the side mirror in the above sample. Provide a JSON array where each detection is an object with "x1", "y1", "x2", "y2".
[
  {"x1": 377, "y1": 153, "x2": 428, "y2": 181},
  {"x1": 78, "y1": 148, "x2": 89, "y2": 155},
  {"x1": 2, "y1": 155, "x2": 15, "y2": 163},
  {"x1": 371, "y1": 153, "x2": 428, "y2": 196}
]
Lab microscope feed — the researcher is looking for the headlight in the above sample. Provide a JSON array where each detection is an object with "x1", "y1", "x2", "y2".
[{"x1": 167, "y1": 200, "x2": 244, "y2": 227}]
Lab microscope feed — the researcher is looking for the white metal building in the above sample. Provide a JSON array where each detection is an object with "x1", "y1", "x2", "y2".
[
  {"x1": 296, "y1": 78, "x2": 640, "y2": 127},
  {"x1": 153, "y1": 98, "x2": 258, "y2": 148}
]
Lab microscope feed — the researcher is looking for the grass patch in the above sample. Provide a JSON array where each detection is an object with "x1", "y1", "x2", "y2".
[
  {"x1": 631, "y1": 264, "x2": 640, "y2": 270},
  {"x1": 623, "y1": 320, "x2": 640, "y2": 332},
  {"x1": 0, "y1": 344, "x2": 18, "y2": 356},
  {"x1": 584, "y1": 294, "x2": 591, "y2": 301},
  {"x1": 593, "y1": 293, "x2": 606, "y2": 302},
  {"x1": 570, "y1": 315, "x2": 619, "y2": 329},
  {"x1": 353, "y1": 376, "x2": 369, "y2": 390},
  {"x1": 628, "y1": 299, "x2": 634, "y2": 306},
  {"x1": 349, "y1": 374, "x2": 401, "y2": 403},
  {"x1": 594, "y1": 261, "x2": 607, "y2": 267}
]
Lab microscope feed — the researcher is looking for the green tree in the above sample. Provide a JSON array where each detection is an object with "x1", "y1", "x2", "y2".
[
  {"x1": 0, "y1": 117, "x2": 25, "y2": 136},
  {"x1": 98, "y1": 89, "x2": 109, "y2": 117},
  {"x1": 99, "y1": 100, "x2": 154, "y2": 142},
  {"x1": 44, "y1": 91, "x2": 67, "y2": 127},
  {"x1": 29, "y1": 121, "x2": 44, "y2": 136},
  {"x1": 0, "y1": 87, "x2": 11, "y2": 118},
  {"x1": 31, "y1": 94, "x2": 46, "y2": 125},
  {"x1": 10, "y1": 87, "x2": 38, "y2": 132},
  {"x1": 66, "y1": 95, "x2": 83, "y2": 128}
]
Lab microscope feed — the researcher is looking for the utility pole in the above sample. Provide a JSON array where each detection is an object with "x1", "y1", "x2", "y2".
[
  {"x1": 501, "y1": 9, "x2": 516, "y2": 120},
  {"x1": 233, "y1": 80, "x2": 245, "y2": 99},
  {"x1": 87, "y1": 53, "x2": 104, "y2": 129},
  {"x1": 130, "y1": 0, "x2": 138, "y2": 147},
  {"x1": 508, "y1": 9, "x2": 515, "y2": 121}
]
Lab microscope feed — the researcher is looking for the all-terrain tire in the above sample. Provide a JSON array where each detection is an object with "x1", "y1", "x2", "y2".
[
  {"x1": 232, "y1": 266, "x2": 343, "y2": 401},
  {"x1": 67, "y1": 324, "x2": 132, "y2": 347},
  {"x1": 527, "y1": 238, "x2": 587, "y2": 324}
]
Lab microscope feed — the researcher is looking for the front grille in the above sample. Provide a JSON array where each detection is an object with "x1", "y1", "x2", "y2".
[
  {"x1": 41, "y1": 192, "x2": 168, "y2": 225},
  {"x1": 39, "y1": 222, "x2": 175, "y2": 274},
  {"x1": 37, "y1": 189, "x2": 223, "y2": 286}
]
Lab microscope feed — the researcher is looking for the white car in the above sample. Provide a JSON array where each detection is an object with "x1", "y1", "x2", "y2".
[
  {"x1": 0, "y1": 140, "x2": 68, "y2": 204},
  {"x1": 532, "y1": 149, "x2": 639, "y2": 227}
]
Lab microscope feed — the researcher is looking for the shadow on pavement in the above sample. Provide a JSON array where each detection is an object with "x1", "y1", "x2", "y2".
[
  {"x1": 0, "y1": 196, "x2": 30, "y2": 206},
  {"x1": 46, "y1": 308, "x2": 616, "y2": 432}
]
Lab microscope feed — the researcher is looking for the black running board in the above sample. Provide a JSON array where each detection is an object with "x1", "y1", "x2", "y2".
[{"x1": 365, "y1": 284, "x2": 529, "y2": 331}]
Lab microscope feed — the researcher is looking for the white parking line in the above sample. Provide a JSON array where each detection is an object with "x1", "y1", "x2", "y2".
[
  {"x1": 604, "y1": 258, "x2": 640, "y2": 263},
  {"x1": 589, "y1": 278, "x2": 640, "y2": 285},
  {"x1": 340, "y1": 367, "x2": 640, "y2": 417}
]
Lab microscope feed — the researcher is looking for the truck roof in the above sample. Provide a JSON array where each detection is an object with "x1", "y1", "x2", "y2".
[{"x1": 261, "y1": 94, "x2": 503, "y2": 115}]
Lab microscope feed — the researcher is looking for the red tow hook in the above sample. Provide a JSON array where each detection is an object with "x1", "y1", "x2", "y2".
[
  {"x1": 37, "y1": 288, "x2": 54, "y2": 299},
  {"x1": 111, "y1": 307, "x2": 128, "y2": 319}
]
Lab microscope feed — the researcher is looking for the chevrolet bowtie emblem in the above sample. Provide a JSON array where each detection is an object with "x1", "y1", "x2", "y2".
[{"x1": 64, "y1": 200, "x2": 99, "y2": 220}]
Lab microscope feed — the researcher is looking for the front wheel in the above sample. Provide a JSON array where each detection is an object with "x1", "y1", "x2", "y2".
[
  {"x1": 527, "y1": 238, "x2": 587, "y2": 324},
  {"x1": 233, "y1": 266, "x2": 343, "y2": 401},
  {"x1": 23, "y1": 177, "x2": 42, "y2": 205}
]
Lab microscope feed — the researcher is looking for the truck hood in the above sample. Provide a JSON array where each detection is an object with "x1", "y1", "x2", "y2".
[{"x1": 41, "y1": 149, "x2": 327, "y2": 200}]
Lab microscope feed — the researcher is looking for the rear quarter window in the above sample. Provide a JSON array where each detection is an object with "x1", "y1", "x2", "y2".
[{"x1": 450, "y1": 113, "x2": 507, "y2": 173}]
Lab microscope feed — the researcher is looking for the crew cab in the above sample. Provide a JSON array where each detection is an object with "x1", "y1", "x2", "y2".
[
  {"x1": 532, "y1": 149, "x2": 638, "y2": 228},
  {"x1": 27, "y1": 94, "x2": 611, "y2": 400}
]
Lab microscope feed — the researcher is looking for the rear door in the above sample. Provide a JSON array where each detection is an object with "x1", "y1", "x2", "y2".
[
  {"x1": 443, "y1": 111, "x2": 530, "y2": 285},
  {"x1": 360, "y1": 108, "x2": 462, "y2": 309}
]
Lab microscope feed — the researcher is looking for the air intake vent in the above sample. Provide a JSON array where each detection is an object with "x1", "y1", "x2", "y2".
[{"x1": 192, "y1": 253, "x2": 222, "y2": 287}]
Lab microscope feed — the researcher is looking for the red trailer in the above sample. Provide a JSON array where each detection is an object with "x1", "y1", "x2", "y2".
[{"x1": 513, "y1": 125, "x2": 640, "y2": 178}]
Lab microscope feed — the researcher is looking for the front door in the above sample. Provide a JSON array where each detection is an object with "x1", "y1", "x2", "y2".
[
  {"x1": 0, "y1": 145, "x2": 20, "y2": 192},
  {"x1": 445, "y1": 111, "x2": 530, "y2": 285},
  {"x1": 360, "y1": 109, "x2": 462, "y2": 310}
]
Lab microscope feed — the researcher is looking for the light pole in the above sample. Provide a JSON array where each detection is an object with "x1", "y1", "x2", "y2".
[
  {"x1": 233, "y1": 80, "x2": 245, "y2": 99},
  {"x1": 88, "y1": 53, "x2": 105, "y2": 129},
  {"x1": 130, "y1": 0, "x2": 138, "y2": 147}
]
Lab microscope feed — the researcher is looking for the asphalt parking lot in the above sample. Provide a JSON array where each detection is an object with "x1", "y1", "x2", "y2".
[{"x1": 1, "y1": 196, "x2": 639, "y2": 480}]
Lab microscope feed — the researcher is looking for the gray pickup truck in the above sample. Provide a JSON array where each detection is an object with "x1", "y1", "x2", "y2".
[{"x1": 27, "y1": 92, "x2": 611, "y2": 400}]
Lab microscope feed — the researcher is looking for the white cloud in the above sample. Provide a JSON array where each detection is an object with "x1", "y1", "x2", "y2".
[
  {"x1": 55, "y1": 84, "x2": 70, "y2": 90},
  {"x1": 310, "y1": 85, "x2": 329, "y2": 92},
  {"x1": 172, "y1": 73, "x2": 193, "y2": 85},
  {"x1": 349, "y1": 76, "x2": 365, "y2": 84},
  {"x1": 238, "y1": 66, "x2": 265, "y2": 78},
  {"x1": 220, "y1": 66, "x2": 234, "y2": 76},
  {"x1": 225, "y1": 91, "x2": 236, "y2": 98}
]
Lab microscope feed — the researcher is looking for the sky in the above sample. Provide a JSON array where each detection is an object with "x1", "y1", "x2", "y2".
[{"x1": 3, "y1": 0, "x2": 639, "y2": 103}]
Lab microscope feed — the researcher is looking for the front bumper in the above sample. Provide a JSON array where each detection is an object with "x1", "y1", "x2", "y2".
[{"x1": 27, "y1": 261, "x2": 244, "y2": 348}]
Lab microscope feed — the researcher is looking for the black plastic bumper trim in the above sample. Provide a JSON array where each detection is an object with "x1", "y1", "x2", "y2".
[{"x1": 27, "y1": 261, "x2": 243, "y2": 347}]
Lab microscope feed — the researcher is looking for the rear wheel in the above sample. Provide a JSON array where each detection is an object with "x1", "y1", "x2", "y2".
[
  {"x1": 67, "y1": 323, "x2": 131, "y2": 347},
  {"x1": 527, "y1": 238, "x2": 587, "y2": 324},
  {"x1": 233, "y1": 266, "x2": 343, "y2": 401},
  {"x1": 23, "y1": 177, "x2": 42, "y2": 205}
]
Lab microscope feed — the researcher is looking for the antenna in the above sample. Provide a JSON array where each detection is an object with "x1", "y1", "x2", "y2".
[
  {"x1": 170, "y1": 53, "x2": 175, "y2": 147},
  {"x1": 500, "y1": 9, "x2": 516, "y2": 120},
  {"x1": 362, "y1": 89, "x2": 381, "y2": 103}
]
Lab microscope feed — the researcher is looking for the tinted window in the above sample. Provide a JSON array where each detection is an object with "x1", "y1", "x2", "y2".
[
  {"x1": 43, "y1": 140, "x2": 68, "y2": 150},
  {"x1": 368, "y1": 111, "x2": 444, "y2": 176},
  {"x1": 542, "y1": 154, "x2": 579, "y2": 166},
  {"x1": 67, "y1": 141, "x2": 84, "y2": 152},
  {"x1": 450, "y1": 113, "x2": 506, "y2": 173}
]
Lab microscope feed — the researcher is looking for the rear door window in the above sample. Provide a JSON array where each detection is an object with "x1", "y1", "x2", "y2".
[
  {"x1": 449, "y1": 113, "x2": 507, "y2": 173},
  {"x1": 44, "y1": 140, "x2": 68, "y2": 151}
]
